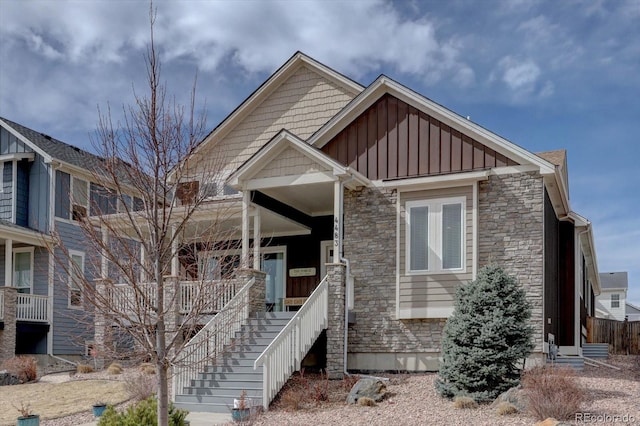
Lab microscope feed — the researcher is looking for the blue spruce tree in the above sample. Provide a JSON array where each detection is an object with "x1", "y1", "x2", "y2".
[{"x1": 436, "y1": 265, "x2": 534, "y2": 402}]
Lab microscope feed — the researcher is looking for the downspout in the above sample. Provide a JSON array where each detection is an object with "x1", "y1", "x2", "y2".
[{"x1": 337, "y1": 177, "x2": 353, "y2": 376}]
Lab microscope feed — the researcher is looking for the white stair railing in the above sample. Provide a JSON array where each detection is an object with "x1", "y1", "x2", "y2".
[
  {"x1": 16, "y1": 294, "x2": 50, "y2": 322},
  {"x1": 254, "y1": 276, "x2": 329, "y2": 410},
  {"x1": 0, "y1": 290, "x2": 4, "y2": 320},
  {"x1": 172, "y1": 277, "x2": 255, "y2": 398}
]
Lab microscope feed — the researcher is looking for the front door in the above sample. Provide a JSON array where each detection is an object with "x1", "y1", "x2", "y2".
[{"x1": 262, "y1": 247, "x2": 286, "y2": 311}]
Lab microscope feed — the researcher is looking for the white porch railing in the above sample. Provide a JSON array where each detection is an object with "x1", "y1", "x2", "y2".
[
  {"x1": 16, "y1": 294, "x2": 50, "y2": 322},
  {"x1": 109, "y1": 280, "x2": 239, "y2": 316},
  {"x1": 108, "y1": 283, "x2": 158, "y2": 314},
  {"x1": 178, "y1": 280, "x2": 238, "y2": 314},
  {"x1": 172, "y1": 277, "x2": 256, "y2": 398},
  {"x1": 0, "y1": 290, "x2": 4, "y2": 320},
  {"x1": 254, "y1": 276, "x2": 329, "y2": 410}
]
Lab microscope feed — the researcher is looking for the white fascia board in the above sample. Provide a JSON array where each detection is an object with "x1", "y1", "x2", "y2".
[
  {"x1": 310, "y1": 77, "x2": 557, "y2": 174},
  {"x1": 0, "y1": 225, "x2": 53, "y2": 247},
  {"x1": 0, "y1": 153, "x2": 35, "y2": 162},
  {"x1": 377, "y1": 170, "x2": 490, "y2": 191},
  {"x1": 245, "y1": 172, "x2": 337, "y2": 190},
  {"x1": 0, "y1": 118, "x2": 52, "y2": 161}
]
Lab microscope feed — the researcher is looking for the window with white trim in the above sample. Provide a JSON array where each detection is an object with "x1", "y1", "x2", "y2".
[
  {"x1": 406, "y1": 197, "x2": 465, "y2": 274},
  {"x1": 71, "y1": 177, "x2": 89, "y2": 220},
  {"x1": 13, "y1": 247, "x2": 34, "y2": 294},
  {"x1": 69, "y1": 251, "x2": 84, "y2": 308},
  {"x1": 611, "y1": 293, "x2": 620, "y2": 308}
]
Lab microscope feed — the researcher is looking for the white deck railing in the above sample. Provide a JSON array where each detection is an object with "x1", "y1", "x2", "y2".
[
  {"x1": 16, "y1": 294, "x2": 50, "y2": 322},
  {"x1": 172, "y1": 277, "x2": 256, "y2": 398},
  {"x1": 254, "y1": 276, "x2": 329, "y2": 410},
  {"x1": 108, "y1": 283, "x2": 158, "y2": 314},
  {"x1": 0, "y1": 290, "x2": 4, "y2": 320}
]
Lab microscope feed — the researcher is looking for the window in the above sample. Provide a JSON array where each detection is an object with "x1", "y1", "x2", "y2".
[
  {"x1": 71, "y1": 178, "x2": 89, "y2": 220},
  {"x1": 406, "y1": 197, "x2": 465, "y2": 273},
  {"x1": 611, "y1": 294, "x2": 620, "y2": 308},
  {"x1": 13, "y1": 248, "x2": 33, "y2": 294},
  {"x1": 69, "y1": 251, "x2": 84, "y2": 308}
]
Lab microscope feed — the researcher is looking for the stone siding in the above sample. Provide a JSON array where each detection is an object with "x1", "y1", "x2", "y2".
[
  {"x1": 340, "y1": 171, "x2": 546, "y2": 371},
  {"x1": 478, "y1": 172, "x2": 545, "y2": 352},
  {"x1": 343, "y1": 187, "x2": 445, "y2": 365},
  {"x1": 325, "y1": 263, "x2": 346, "y2": 378},
  {"x1": 0, "y1": 287, "x2": 17, "y2": 363}
]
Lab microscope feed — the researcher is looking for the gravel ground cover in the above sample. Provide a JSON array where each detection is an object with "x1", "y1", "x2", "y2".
[{"x1": 25, "y1": 355, "x2": 639, "y2": 426}]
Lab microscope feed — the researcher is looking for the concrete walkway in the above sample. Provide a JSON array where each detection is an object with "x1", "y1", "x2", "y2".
[{"x1": 79, "y1": 411, "x2": 232, "y2": 425}]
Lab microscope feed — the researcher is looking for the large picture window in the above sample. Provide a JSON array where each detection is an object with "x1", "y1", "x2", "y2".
[
  {"x1": 406, "y1": 197, "x2": 465, "y2": 274},
  {"x1": 13, "y1": 248, "x2": 33, "y2": 294}
]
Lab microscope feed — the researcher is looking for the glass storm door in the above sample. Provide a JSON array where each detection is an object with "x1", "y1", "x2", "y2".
[{"x1": 262, "y1": 250, "x2": 285, "y2": 311}]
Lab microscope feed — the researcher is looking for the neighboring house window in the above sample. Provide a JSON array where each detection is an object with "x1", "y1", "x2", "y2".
[
  {"x1": 611, "y1": 294, "x2": 620, "y2": 308},
  {"x1": 71, "y1": 177, "x2": 89, "y2": 220},
  {"x1": 406, "y1": 197, "x2": 465, "y2": 273},
  {"x1": 13, "y1": 247, "x2": 34, "y2": 294},
  {"x1": 176, "y1": 181, "x2": 199, "y2": 205},
  {"x1": 117, "y1": 194, "x2": 133, "y2": 213},
  {"x1": 201, "y1": 181, "x2": 217, "y2": 198},
  {"x1": 69, "y1": 251, "x2": 84, "y2": 308}
]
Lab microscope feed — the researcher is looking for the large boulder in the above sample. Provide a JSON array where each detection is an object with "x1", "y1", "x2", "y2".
[
  {"x1": 346, "y1": 378, "x2": 387, "y2": 404},
  {"x1": 491, "y1": 385, "x2": 529, "y2": 412}
]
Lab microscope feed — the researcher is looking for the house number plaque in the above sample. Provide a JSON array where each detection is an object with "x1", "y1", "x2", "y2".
[{"x1": 289, "y1": 267, "x2": 316, "y2": 277}]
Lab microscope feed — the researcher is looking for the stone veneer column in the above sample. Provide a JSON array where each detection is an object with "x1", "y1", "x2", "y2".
[
  {"x1": 0, "y1": 287, "x2": 17, "y2": 363},
  {"x1": 325, "y1": 263, "x2": 346, "y2": 378},
  {"x1": 93, "y1": 279, "x2": 109, "y2": 369},
  {"x1": 237, "y1": 269, "x2": 266, "y2": 316}
]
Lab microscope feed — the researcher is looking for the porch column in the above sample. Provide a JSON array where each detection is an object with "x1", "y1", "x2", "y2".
[
  {"x1": 4, "y1": 238, "x2": 12, "y2": 287},
  {"x1": 253, "y1": 208, "x2": 261, "y2": 270},
  {"x1": 171, "y1": 224, "x2": 179, "y2": 277},
  {"x1": 0, "y1": 287, "x2": 17, "y2": 364},
  {"x1": 140, "y1": 244, "x2": 147, "y2": 282},
  {"x1": 333, "y1": 181, "x2": 341, "y2": 263},
  {"x1": 242, "y1": 191, "x2": 250, "y2": 269},
  {"x1": 326, "y1": 263, "x2": 346, "y2": 378},
  {"x1": 100, "y1": 227, "x2": 109, "y2": 280}
]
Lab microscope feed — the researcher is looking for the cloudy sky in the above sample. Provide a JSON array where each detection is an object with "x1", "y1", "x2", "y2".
[{"x1": 1, "y1": 0, "x2": 639, "y2": 305}]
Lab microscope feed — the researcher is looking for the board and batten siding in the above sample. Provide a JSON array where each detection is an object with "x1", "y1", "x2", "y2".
[
  {"x1": 0, "y1": 161, "x2": 12, "y2": 221},
  {"x1": 398, "y1": 185, "x2": 474, "y2": 319},
  {"x1": 28, "y1": 157, "x2": 50, "y2": 233},
  {"x1": 0, "y1": 126, "x2": 33, "y2": 155},
  {"x1": 322, "y1": 94, "x2": 518, "y2": 180},
  {"x1": 15, "y1": 160, "x2": 29, "y2": 227},
  {"x1": 199, "y1": 65, "x2": 355, "y2": 179}
]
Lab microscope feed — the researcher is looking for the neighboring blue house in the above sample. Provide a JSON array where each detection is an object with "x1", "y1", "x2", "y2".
[{"x1": 0, "y1": 117, "x2": 119, "y2": 361}]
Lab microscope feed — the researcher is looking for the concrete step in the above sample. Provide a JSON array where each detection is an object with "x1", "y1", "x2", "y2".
[
  {"x1": 174, "y1": 398, "x2": 261, "y2": 414},
  {"x1": 234, "y1": 329, "x2": 281, "y2": 339},
  {"x1": 253, "y1": 311, "x2": 296, "y2": 320},
  {"x1": 583, "y1": 343, "x2": 609, "y2": 359},
  {"x1": 209, "y1": 357, "x2": 257, "y2": 368},
  {"x1": 229, "y1": 337, "x2": 276, "y2": 346}
]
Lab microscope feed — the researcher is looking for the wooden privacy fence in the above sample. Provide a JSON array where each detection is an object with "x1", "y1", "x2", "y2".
[{"x1": 587, "y1": 316, "x2": 640, "y2": 355}]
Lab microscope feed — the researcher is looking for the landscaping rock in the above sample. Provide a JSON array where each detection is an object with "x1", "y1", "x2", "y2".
[
  {"x1": 346, "y1": 378, "x2": 387, "y2": 404},
  {"x1": 0, "y1": 370, "x2": 21, "y2": 386},
  {"x1": 491, "y1": 385, "x2": 528, "y2": 412}
]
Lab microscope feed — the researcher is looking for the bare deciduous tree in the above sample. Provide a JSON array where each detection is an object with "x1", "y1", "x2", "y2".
[{"x1": 46, "y1": 7, "x2": 242, "y2": 425}]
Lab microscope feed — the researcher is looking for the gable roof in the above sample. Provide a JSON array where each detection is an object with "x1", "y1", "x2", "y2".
[
  {"x1": 626, "y1": 302, "x2": 640, "y2": 314},
  {"x1": 228, "y1": 128, "x2": 369, "y2": 191},
  {"x1": 308, "y1": 75, "x2": 557, "y2": 175},
  {"x1": 193, "y1": 52, "x2": 364, "y2": 157},
  {"x1": 0, "y1": 117, "x2": 106, "y2": 172},
  {"x1": 599, "y1": 272, "x2": 629, "y2": 290}
]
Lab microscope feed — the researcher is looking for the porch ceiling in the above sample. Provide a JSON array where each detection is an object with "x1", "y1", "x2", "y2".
[{"x1": 260, "y1": 182, "x2": 334, "y2": 217}]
